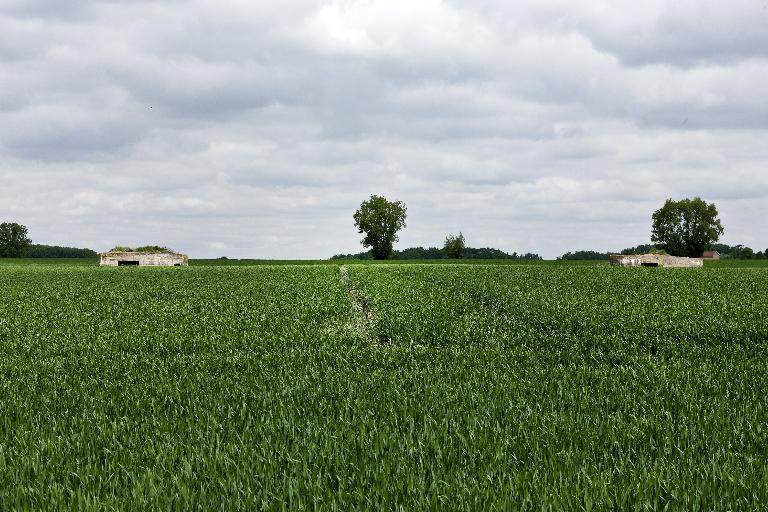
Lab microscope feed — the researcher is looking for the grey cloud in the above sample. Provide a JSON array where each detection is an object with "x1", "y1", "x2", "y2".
[
  {"x1": 0, "y1": 104, "x2": 145, "y2": 160},
  {"x1": 457, "y1": 0, "x2": 768, "y2": 68},
  {"x1": 582, "y1": 2, "x2": 768, "y2": 67},
  {"x1": 1, "y1": 0, "x2": 95, "y2": 21}
]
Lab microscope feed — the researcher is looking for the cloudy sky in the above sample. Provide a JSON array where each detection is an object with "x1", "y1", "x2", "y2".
[{"x1": 1, "y1": 0, "x2": 767, "y2": 258}]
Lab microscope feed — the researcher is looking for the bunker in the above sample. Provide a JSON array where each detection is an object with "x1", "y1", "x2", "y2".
[
  {"x1": 100, "y1": 250, "x2": 188, "y2": 267},
  {"x1": 609, "y1": 254, "x2": 703, "y2": 268}
]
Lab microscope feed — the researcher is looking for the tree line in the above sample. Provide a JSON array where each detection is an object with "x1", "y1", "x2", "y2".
[
  {"x1": 560, "y1": 243, "x2": 768, "y2": 261},
  {"x1": 0, "y1": 222, "x2": 96, "y2": 258},
  {"x1": 331, "y1": 247, "x2": 542, "y2": 261},
  {"x1": 559, "y1": 197, "x2": 765, "y2": 260},
  {"x1": 23, "y1": 244, "x2": 97, "y2": 258},
  {"x1": 3, "y1": 196, "x2": 761, "y2": 261},
  {"x1": 350, "y1": 195, "x2": 754, "y2": 261},
  {"x1": 351, "y1": 195, "x2": 542, "y2": 260}
]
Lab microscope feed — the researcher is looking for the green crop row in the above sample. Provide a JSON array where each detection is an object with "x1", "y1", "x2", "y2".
[
  {"x1": 346, "y1": 264, "x2": 768, "y2": 354},
  {"x1": 0, "y1": 263, "x2": 766, "y2": 510}
]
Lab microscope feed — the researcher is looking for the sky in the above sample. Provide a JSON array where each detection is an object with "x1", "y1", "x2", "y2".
[{"x1": 1, "y1": 0, "x2": 767, "y2": 259}]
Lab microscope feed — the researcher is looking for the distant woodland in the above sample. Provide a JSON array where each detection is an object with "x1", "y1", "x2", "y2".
[
  {"x1": 560, "y1": 243, "x2": 767, "y2": 260},
  {"x1": 22, "y1": 244, "x2": 98, "y2": 258},
  {"x1": 331, "y1": 247, "x2": 542, "y2": 261}
]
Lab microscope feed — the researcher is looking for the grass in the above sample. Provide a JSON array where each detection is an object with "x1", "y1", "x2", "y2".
[
  {"x1": 704, "y1": 259, "x2": 768, "y2": 268},
  {"x1": 0, "y1": 261, "x2": 767, "y2": 509}
]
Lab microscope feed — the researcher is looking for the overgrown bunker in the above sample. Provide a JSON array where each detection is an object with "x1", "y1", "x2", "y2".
[{"x1": 100, "y1": 250, "x2": 189, "y2": 267}]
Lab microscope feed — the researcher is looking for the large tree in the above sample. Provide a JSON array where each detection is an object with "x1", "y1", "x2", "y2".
[
  {"x1": 650, "y1": 197, "x2": 724, "y2": 257},
  {"x1": 0, "y1": 222, "x2": 32, "y2": 257},
  {"x1": 353, "y1": 195, "x2": 407, "y2": 260},
  {"x1": 443, "y1": 232, "x2": 466, "y2": 259}
]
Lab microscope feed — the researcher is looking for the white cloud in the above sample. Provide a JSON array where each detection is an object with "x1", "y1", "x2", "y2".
[{"x1": 0, "y1": 0, "x2": 766, "y2": 258}]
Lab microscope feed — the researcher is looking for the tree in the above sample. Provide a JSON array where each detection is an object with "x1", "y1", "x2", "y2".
[
  {"x1": 443, "y1": 232, "x2": 466, "y2": 259},
  {"x1": 731, "y1": 245, "x2": 754, "y2": 259},
  {"x1": 0, "y1": 222, "x2": 32, "y2": 257},
  {"x1": 352, "y1": 195, "x2": 407, "y2": 260},
  {"x1": 650, "y1": 198, "x2": 724, "y2": 257}
]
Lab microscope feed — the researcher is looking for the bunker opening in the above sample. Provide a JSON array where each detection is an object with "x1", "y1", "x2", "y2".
[
  {"x1": 117, "y1": 261, "x2": 140, "y2": 266},
  {"x1": 641, "y1": 262, "x2": 659, "y2": 267}
]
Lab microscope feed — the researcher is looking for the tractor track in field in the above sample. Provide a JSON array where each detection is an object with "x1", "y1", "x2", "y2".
[{"x1": 339, "y1": 266, "x2": 389, "y2": 346}]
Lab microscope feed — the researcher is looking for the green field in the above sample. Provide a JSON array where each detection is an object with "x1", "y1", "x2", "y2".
[{"x1": 1, "y1": 261, "x2": 767, "y2": 510}]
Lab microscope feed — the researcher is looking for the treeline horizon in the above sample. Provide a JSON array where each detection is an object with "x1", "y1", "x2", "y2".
[
  {"x1": 10, "y1": 243, "x2": 766, "y2": 261},
  {"x1": 21, "y1": 244, "x2": 98, "y2": 259},
  {"x1": 560, "y1": 243, "x2": 768, "y2": 260},
  {"x1": 2, "y1": 223, "x2": 763, "y2": 262},
  {"x1": 331, "y1": 246, "x2": 542, "y2": 261},
  {"x1": 6, "y1": 243, "x2": 767, "y2": 261}
]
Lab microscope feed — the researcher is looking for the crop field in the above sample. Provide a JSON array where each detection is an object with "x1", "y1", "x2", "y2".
[{"x1": 1, "y1": 262, "x2": 768, "y2": 510}]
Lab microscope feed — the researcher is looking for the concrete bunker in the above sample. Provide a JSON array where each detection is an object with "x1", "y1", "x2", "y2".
[
  {"x1": 100, "y1": 247, "x2": 188, "y2": 267},
  {"x1": 609, "y1": 254, "x2": 703, "y2": 268}
]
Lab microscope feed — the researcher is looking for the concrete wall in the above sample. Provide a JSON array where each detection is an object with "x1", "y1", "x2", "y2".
[
  {"x1": 99, "y1": 252, "x2": 189, "y2": 267},
  {"x1": 609, "y1": 254, "x2": 703, "y2": 268}
]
